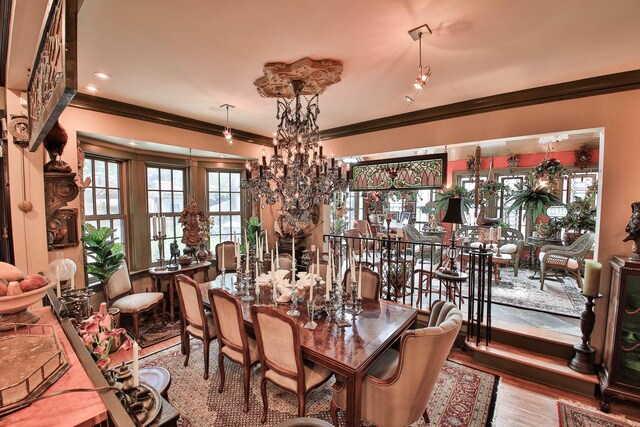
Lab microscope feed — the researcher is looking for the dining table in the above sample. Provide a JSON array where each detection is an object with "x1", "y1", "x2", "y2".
[{"x1": 198, "y1": 274, "x2": 417, "y2": 427}]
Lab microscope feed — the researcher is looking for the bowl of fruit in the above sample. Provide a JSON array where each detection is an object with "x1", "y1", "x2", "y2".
[{"x1": 0, "y1": 262, "x2": 55, "y2": 317}]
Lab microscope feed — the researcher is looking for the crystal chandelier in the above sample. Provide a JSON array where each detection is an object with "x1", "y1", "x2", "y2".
[{"x1": 242, "y1": 79, "x2": 348, "y2": 226}]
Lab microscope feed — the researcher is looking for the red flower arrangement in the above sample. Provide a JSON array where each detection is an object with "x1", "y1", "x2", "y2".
[{"x1": 78, "y1": 310, "x2": 131, "y2": 371}]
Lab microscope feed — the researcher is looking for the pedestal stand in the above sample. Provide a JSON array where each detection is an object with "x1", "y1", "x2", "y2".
[{"x1": 569, "y1": 292, "x2": 603, "y2": 374}]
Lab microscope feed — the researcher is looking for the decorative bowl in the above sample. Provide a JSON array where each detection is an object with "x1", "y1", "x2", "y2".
[
  {"x1": 0, "y1": 282, "x2": 56, "y2": 314},
  {"x1": 178, "y1": 255, "x2": 192, "y2": 267}
]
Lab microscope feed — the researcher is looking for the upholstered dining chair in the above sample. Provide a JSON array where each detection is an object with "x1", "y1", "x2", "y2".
[
  {"x1": 540, "y1": 232, "x2": 595, "y2": 290},
  {"x1": 344, "y1": 228, "x2": 364, "y2": 256},
  {"x1": 331, "y1": 300, "x2": 463, "y2": 427},
  {"x1": 175, "y1": 274, "x2": 216, "y2": 379},
  {"x1": 216, "y1": 241, "x2": 238, "y2": 273},
  {"x1": 209, "y1": 288, "x2": 260, "y2": 412},
  {"x1": 251, "y1": 305, "x2": 333, "y2": 423},
  {"x1": 278, "y1": 253, "x2": 294, "y2": 279},
  {"x1": 306, "y1": 260, "x2": 328, "y2": 279},
  {"x1": 342, "y1": 266, "x2": 381, "y2": 300},
  {"x1": 105, "y1": 258, "x2": 165, "y2": 341}
]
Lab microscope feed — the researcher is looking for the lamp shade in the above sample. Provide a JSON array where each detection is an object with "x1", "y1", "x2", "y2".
[{"x1": 441, "y1": 198, "x2": 465, "y2": 225}]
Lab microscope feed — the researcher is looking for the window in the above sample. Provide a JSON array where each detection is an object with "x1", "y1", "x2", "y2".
[
  {"x1": 563, "y1": 172, "x2": 598, "y2": 204},
  {"x1": 83, "y1": 157, "x2": 125, "y2": 250},
  {"x1": 147, "y1": 166, "x2": 185, "y2": 261},
  {"x1": 346, "y1": 191, "x2": 364, "y2": 226},
  {"x1": 415, "y1": 189, "x2": 436, "y2": 224},
  {"x1": 207, "y1": 170, "x2": 242, "y2": 248}
]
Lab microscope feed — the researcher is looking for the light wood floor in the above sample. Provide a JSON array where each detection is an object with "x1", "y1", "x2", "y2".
[{"x1": 114, "y1": 336, "x2": 640, "y2": 426}]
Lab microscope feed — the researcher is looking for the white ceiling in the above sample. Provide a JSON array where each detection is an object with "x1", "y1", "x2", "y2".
[{"x1": 76, "y1": 0, "x2": 640, "y2": 138}]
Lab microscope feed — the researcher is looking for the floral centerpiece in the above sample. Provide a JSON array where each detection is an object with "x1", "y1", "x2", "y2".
[{"x1": 78, "y1": 309, "x2": 131, "y2": 371}]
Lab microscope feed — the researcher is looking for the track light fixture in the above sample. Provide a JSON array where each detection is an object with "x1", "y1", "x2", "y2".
[
  {"x1": 405, "y1": 24, "x2": 432, "y2": 104},
  {"x1": 221, "y1": 104, "x2": 235, "y2": 145}
]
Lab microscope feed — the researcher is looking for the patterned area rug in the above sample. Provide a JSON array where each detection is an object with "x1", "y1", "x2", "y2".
[
  {"x1": 457, "y1": 268, "x2": 584, "y2": 318},
  {"x1": 125, "y1": 320, "x2": 181, "y2": 348},
  {"x1": 141, "y1": 341, "x2": 499, "y2": 426},
  {"x1": 558, "y1": 400, "x2": 640, "y2": 426}
]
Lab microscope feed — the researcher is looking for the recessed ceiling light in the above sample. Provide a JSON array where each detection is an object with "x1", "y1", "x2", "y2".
[
  {"x1": 86, "y1": 85, "x2": 98, "y2": 92},
  {"x1": 94, "y1": 72, "x2": 111, "y2": 80},
  {"x1": 128, "y1": 141, "x2": 137, "y2": 146},
  {"x1": 343, "y1": 157, "x2": 359, "y2": 164},
  {"x1": 220, "y1": 155, "x2": 225, "y2": 158}
]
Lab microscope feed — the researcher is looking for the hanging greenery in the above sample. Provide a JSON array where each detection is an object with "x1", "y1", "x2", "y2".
[
  {"x1": 533, "y1": 158, "x2": 566, "y2": 185},
  {"x1": 479, "y1": 178, "x2": 508, "y2": 201},
  {"x1": 507, "y1": 174, "x2": 562, "y2": 224},
  {"x1": 435, "y1": 186, "x2": 474, "y2": 214}
]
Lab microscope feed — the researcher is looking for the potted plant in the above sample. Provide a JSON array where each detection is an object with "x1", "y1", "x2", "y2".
[
  {"x1": 479, "y1": 178, "x2": 507, "y2": 202},
  {"x1": 562, "y1": 192, "x2": 597, "y2": 245},
  {"x1": 533, "y1": 158, "x2": 566, "y2": 186},
  {"x1": 435, "y1": 185, "x2": 473, "y2": 215},
  {"x1": 331, "y1": 192, "x2": 348, "y2": 236},
  {"x1": 508, "y1": 175, "x2": 561, "y2": 236},
  {"x1": 82, "y1": 224, "x2": 125, "y2": 286}
]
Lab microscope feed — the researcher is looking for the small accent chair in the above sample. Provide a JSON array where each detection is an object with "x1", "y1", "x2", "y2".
[
  {"x1": 455, "y1": 225, "x2": 525, "y2": 276},
  {"x1": 331, "y1": 300, "x2": 463, "y2": 427},
  {"x1": 403, "y1": 225, "x2": 443, "y2": 268},
  {"x1": 251, "y1": 305, "x2": 332, "y2": 423},
  {"x1": 175, "y1": 274, "x2": 216, "y2": 379},
  {"x1": 209, "y1": 288, "x2": 260, "y2": 412},
  {"x1": 216, "y1": 241, "x2": 238, "y2": 273},
  {"x1": 540, "y1": 232, "x2": 595, "y2": 290},
  {"x1": 105, "y1": 259, "x2": 165, "y2": 341},
  {"x1": 342, "y1": 266, "x2": 381, "y2": 300}
]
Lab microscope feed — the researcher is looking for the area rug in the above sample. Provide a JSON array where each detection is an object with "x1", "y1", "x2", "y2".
[
  {"x1": 141, "y1": 341, "x2": 499, "y2": 427},
  {"x1": 125, "y1": 320, "x2": 181, "y2": 348},
  {"x1": 558, "y1": 399, "x2": 640, "y2": 426},
  {"x1": 456, "y1": 268, "x2": 584, "y2": 318}
]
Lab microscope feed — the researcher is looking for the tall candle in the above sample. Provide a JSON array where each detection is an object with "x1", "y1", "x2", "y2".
[
  {"x1": 271, "y1": 251, "x2": 275, "y2": 276},
  {"x1": 497, "y1": 227, "x2": 502, "y2": 240},
  {"x1": 99, "y1": 302, "x2": 107, "y2": 314},
  {"x1": 357, "y1": 262, "x2": 362, "y2": 299},
  {"x1": 489, "y1": 227, "x2": 495, "y2": 242},
  {"x1": 56, "y1": 267, "x2": 61, "y2": 298},
  {"x1": 133, "y1": 341, "x2": 139, "y2": 387},
  {"x1": 292, "y1": 236, "x2": 295, "y2": 270},
  {"x1": 152, "y1": 214, "x2": 157, "y2": 236},
  {"x1": 70, "y1": 269, "x2": 75, "y2": 290},
  {"x1": 325, "y1": 246, "x2": 332, "y2": 299},
  {"x1": 221, "y1": 243, "x2": 225, "y2": 270},
  {"x1": 316, "y1": 248, "x2": 320, "y2": 277},
  {"x1": 583, "y1": 260, "x2": 602, "y2": 297},
  {"x1": 276, "y1": 241, "x2": 279, "y2": 269},
  {"x1": 161, "y1": 215, "x2": 166, "y2": 236},
  {"x1": 265, "y1": 231, "x2": 269, "y2": 252}
]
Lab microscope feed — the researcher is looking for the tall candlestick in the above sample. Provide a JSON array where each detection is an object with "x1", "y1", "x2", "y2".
[
  {"x1": 292, "y1": 236, "x2": 295, "y2": 270},
  {"x1": 133, "y1": 341, "x2": 139, "y2": 387},
  {"x1": 497, "y1": 226, "x2": 502, "y2": 240},
  {"x1": 583, "y1": 260, "x2": 602, "y2": 297},
  {"x1": 326, "y1": 246, "x2": 332, "y2": 299},
  {"x1": 357, "y1": 261, "x2": 362, "y2": 299},
  {"x1": 161, "y1": 215, "x2": 166, "y2": 237},
  {"x1": 489, "y1": 227, "x2": 495, "y2": 242},
  {"x1": 316, "y1": 248, "x2": 320, "y2": 277},
  {"x1": 265, "y1": 230, "x2": 269, "y2": 252},
  {"x1": 221, "y1": 242, "x2": 225, "y2": 270},
  {"x1": 152, "y1": 214, "x2": 157, "y2": 236}
]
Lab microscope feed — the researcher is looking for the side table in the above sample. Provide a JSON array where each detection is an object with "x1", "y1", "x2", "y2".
[{"x1": 434, "y1": 270, "x2": 469, "y2": 309}]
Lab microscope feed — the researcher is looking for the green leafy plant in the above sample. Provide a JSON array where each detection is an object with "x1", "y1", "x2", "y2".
[
  {"x1": 479, "y1": 179, "x2": 507, "y2": 201},
  {"x1": 435, "y1": 186, "x2": 473, "y2": 214},
  {"x1": 533, "y1": 158, "x2": 566, "y2": 185},
  {"x1": 82, "y1": 224, "x2": 125, "y2": 285},
  {"x1": 508, "y1": 176, "x2": 561, "y2": 224},
  {"x1": 331, "y1": 192, "x2": 348, "y2": 235},
  {"x1": 562, "y1": 193, "x2": 597, "y2": 233}
]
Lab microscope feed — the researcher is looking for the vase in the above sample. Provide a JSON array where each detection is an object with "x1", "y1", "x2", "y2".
[{"x1": 109, "y1": 307, "x2": 122, "y2": 351}]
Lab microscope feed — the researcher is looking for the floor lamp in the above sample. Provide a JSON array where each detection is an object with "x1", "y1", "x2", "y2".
[{"x1": 441, "y1": 198, "x2": 465, "y2": 275}]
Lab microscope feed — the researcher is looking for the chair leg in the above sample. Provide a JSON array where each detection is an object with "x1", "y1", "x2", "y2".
[
  {"x1": 297, "y1": 392, "x2": 306, "y2": 417},
  {"x1": 540, "y1": 266, "x2": 547, "y2": 290},
  {"x1": 132, "y1": 314, "x2": 140, "y2": 341},
  {"x1": 160, "y1": 299, "x2": 166, "y2": 325},
  {"x1": 203, "y1": 339, "x2": 210, "y2": 380},
  {"x1": 183, "y1": 334, "x2": 191, "y2": 366},
  {"x1": 260, "y1": 378, "x2": 268, "y2": 424},
  {"x1": 217, "y1": 353, "x2": 225, "y2": 393},
  {"x1": 423, "y1": 408, "x2": 430, "y2": 424},
  {"x1": 330, "y1": 399, "x2": 339, "y2": 427},
  {"x1": 242, "y1": 364, "x2": 251, "y2": 413}
]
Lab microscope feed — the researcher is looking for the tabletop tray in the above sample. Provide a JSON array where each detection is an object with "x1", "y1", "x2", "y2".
[{"x1": 0, "y1": 323, "x2": 70, "y2": 416}]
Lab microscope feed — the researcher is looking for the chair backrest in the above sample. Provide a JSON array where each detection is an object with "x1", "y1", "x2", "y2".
[
  {"x1": 344, "y1": 228, "x2": 364, "y2": 254},
  {"x1": 251, "y1": 305, "x2": 304, "y2": 391},
  {"x1": 209, "y1": 288, "x2": 248, "y2": 355},
  {"x1": 402, "y1": 224, "x2": 423, "y2": 241},
  {"x1": 105, "y1": 259, "x2": 133, "y2": 304},
  {"x1": 175, "y1": 274, "x2": 209, "y2": 335},
  {"x1": 377, "y1": 300, "x2": 462, "y2": 426},
  {"x1": 307, "y1": 261, "x2": 328, "y2": 279},
  {"x1": 568, "y1": 232, "x2": 596, "y2": 259},
  {"x1": 353, "y1": 220, "x2": 373, "y2": 238},
  {"x1": 343, "y1": 266, "x2": 381, "y2": 300},
  {"x1": 278, "y1": 253, "x2": 294, "y2": 272},
  {"x1": 216, "y1": 241, "x2": 238, "y2": 272}
]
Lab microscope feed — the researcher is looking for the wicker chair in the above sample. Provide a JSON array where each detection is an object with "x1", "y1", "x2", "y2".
[
  {"x1": 403, "y1": 224, "x2": 443, "y2": 269},
  {"x1": 455, "y1": 225, "x2": 525, "y2": 276},
  {"x1": 539, "y1": 232, "x2": 595, "y2": 290}
]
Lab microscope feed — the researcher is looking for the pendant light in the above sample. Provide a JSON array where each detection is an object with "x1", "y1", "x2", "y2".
[{"x1": 221, "y1": 104, "x2": 234, "y2": 145}]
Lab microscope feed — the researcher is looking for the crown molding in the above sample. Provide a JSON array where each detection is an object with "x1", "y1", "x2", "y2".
[
  {"x1": 320, "y1": 69, "x2": 640, "y2": 140},
  {"x1": 69, "y1": 93, "x2": 273, "y2": 146}
]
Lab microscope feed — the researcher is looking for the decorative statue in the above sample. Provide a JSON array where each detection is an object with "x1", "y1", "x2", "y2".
[
  {"x1": 623, "y1": 201, "x2": 640, "y2": 259},
  {"x1": 43, "y1": 121, "x2": 72, "y2": 173},
  {"x1": 169, "y1": 239, "x2": 180, "y2": 265},
  {"x1": 178, "y1": 195, "x2": 210, "y2": 257}
]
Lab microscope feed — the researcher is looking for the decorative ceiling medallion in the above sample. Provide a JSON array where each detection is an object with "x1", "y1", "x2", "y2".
[{"x1": 254, "y1": 57, "x2": 343, "y2": 98}]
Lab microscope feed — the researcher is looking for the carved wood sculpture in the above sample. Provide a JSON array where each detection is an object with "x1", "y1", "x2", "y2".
[
  {"x1": 43, "y1": 121, "x2": 79, "y2": 250},
  {"x1": 178, "y1": 195, "x2": 210, "y2": 256}
]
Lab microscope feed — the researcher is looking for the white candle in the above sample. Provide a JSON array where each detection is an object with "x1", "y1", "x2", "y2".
[
  {"x1": 292, "y1": 236, "x2": 295, "y2": 270},
  {"x1": 260, "y1": 235, "x2": 264, "y2": 261},
  {"x1": 221, "y1": 243, "x2": 225, "y2": 270},
  {"x1": 255, "y1": 261, "x2": 259, "y2": 278},
  {"x1": 265, "y1": 231, "x2": 269, "y2": 252},
  {"x1": 56, "y1": 267, "x2": 61, "y2": 298},
  {"x1": 132, "y1": 341, "x2": 139, "y2": 387},
  {"x1": 70, "y1": 270, "x2": 75, "y2": 290},
  {"x1": 276, "y1": 242, "x2": 279, "y2": 269},
  {"x1": 161, "y1": 215, "x2": 166, "y2": 237},
  {"x1": 316, "y1": 248, "x2": 320, "y2": 277},
  {"x1": 489, "y1": 227, "x2": 495, "y2": 242},
  {"x1": 497, "y1": 226, "x2": 502, "y2": 240},
  {"x1": 357, "y1": 261, "x2": 362, "y2": 299},
  {"x1": 583, "y1": 260, "x2": 602, "y2": 297},
  {"x1": 311, "y1": 244, "x2": 316, "y2": 253},
  {"x1": 271, "y1": 251, "x2": 275, "y2": 276},
  {"x1": 152, "y1": 214, "x2": 157, "y2": 236},
  {"x1": 325, "y1": 246, "x2": 332, "y2": 299}
]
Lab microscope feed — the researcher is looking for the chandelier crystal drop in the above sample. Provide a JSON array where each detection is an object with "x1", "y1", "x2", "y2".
[{"x1": 242, "y1": 79, "x2": 348, "y2": 227}]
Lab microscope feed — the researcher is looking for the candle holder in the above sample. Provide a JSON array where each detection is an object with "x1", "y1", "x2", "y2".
[
  {"x1": 569, "y1": 292, "x2": 603, "y2": 374},
  {"x1": 326, "y1": 289, "x2": 336, "y2": 320},
  {"x1": 287, "y1": 283, "x2": 300, "y2": 317},
  {"x1": 304, "y1": 299, "x2": 317, "y2": 329},
  {"x1": 152, "y1": 231, "x2": 167, "y2": 271}
]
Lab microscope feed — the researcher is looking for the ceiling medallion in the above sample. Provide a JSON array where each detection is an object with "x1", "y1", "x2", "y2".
[{"x1": 253, "y1": 57, "x2": 343, "y2": 98}]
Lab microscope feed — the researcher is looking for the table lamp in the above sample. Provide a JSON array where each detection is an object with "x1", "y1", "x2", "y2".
[
  {"x1": 441, "y1": 198, "x2": 465, "y2": 275},
  {"x1": 547, "y1": 205, "x2": 568, "y2": 239}
]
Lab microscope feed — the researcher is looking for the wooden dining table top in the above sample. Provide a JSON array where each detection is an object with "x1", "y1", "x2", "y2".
[{"x1": 199, "y1": 276, "x2": 417, "y2": 373}]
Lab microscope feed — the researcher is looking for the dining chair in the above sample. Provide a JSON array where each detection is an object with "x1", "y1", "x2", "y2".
[
  {"x1": 342, "y1": 266, "x2": 381, "y2": 300},
  {"x1": 343, "y1": 228, "x2": 364, "y2": 256},
  {"x1": 306, "y1": 260, "x2": 328, "y2": 279},
  {"x1": 209, "y1": 288, "x2": 260, "y2": 412},
  {"x1": 331, "y1": 299, "x2": 463, "y2": 427},
  {"x1": 278, "y1": 253, "x2": 294, "y2": 279},
  {"x1": 175, "y1": 274, "x2": 217, "y2": 379},
  {"x1": 215, "y1": 241, "x2": 238, "y2": 273},
  {"x1": 251, "y1": 305, "x2": 332, "y2": 423},
  {"x1": 105, "y1": 258, "x2": 165, "y2": 341}
]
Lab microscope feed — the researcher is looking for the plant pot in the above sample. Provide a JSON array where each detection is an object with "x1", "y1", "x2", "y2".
[{"x1": 108, "y1": 308, "x2": 122, "y2": 351}]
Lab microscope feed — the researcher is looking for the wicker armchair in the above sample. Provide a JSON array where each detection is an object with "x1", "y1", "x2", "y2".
[
  {"x1": 539, "y1": 232, "x2": 595, "y2": 290},
  {"x1": 403, "y1": 225, "x2": 443, "y2": 268},
  {"x1": 455, "y1": 225, "x2": 525, "y2": 276}
]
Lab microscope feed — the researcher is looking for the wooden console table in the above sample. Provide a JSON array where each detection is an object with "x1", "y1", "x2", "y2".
[{"x1": 149, "y1": 261, "x2": 210, "y2": 322}]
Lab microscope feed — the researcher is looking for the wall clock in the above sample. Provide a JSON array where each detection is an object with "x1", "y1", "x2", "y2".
[{"x1": 8, "y1": 115, "x2": 30, "y2": 148}]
